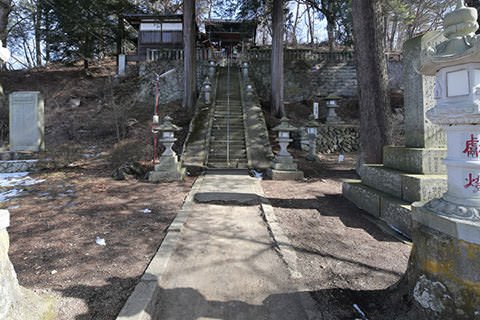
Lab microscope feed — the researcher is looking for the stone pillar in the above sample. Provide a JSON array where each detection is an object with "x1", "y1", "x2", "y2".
[
  {"x1": 0, "y1": 210, "x2": 53, "y2": 319},
  {"x1": 118, "y1": 54, "x2": 126, "y2": 77},
  {"x1": 405, "y1": 2, "x2": 480, "y2": 318}
]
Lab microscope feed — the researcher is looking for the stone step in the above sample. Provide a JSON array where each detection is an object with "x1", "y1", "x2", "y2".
[
  {"x1": 342, "y1": 179, "x2": 412, "y2": 238},
  {"x1": 207, "y1": 161, "x2": 248, "y2": 169},
  {"x1": 383, "y1": 146, "x2": 447, "y2": 174},
  {"x1": 360, "y1": 164, "x2": 447, "y2": 202}
]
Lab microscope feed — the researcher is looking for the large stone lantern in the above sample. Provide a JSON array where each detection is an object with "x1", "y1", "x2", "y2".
[
  {"x1": 323, "y1": 92, "x2": 344, "y2": 124},
  {"x1": 406, "y1": 1, "x2": 480, "y2": 318},
  {"x1": 268, "y1": 117, "x2": 303, "y2": 180},
  {"x1": 148, "y1": 116, "x2": 185, "y2": 182}
]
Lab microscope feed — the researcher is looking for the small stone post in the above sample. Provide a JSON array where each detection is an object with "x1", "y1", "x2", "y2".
[
  {"x1": 404, "y1": 2, "x2": 480, "y2": 318},
  {"x1": 268, "y1": 117, "x2": 304, "y2": 180},
  {"x1": 148, "y1": 116, "x2": 185, "y2": 182},
  {"x1": 304, "y1": 116, "x2": 321, "y2": 161},
  {"x1": 118, "y1": 54, "x2": 126, "y2": 77}
]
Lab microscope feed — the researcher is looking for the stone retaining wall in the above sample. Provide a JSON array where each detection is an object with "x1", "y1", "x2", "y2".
[
  {"x1": 248, "y1": 58, "x2": 402, "y2": 102},
  {"x1": 137, "y1": 60, "x2": 210, "y2": 105},
  {"x1": 299, "y1": 124, "x2": 360, "y2": 153}
]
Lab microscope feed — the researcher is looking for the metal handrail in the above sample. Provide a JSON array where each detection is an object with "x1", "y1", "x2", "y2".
[{"x1": 226, "y1": 53, "x2": 231, "y2": 165}]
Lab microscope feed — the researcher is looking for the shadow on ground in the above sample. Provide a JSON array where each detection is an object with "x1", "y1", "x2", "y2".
[{"x1": 60, "y1": 273, "x2": 412, "y2": 320}]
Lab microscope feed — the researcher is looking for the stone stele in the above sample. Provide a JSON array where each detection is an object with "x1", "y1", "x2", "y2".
[
  {"x1": 0, "y1": 210, "x2": 55, "y2": 319},
  {"x1": 9, "y1": 92, "x2": 45, "y2": 152}
]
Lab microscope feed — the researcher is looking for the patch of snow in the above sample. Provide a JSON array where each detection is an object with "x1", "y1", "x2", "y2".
[
  {"x1": 140, "y1": 209, "x2": 152, "y2": 214},
  {"x1": 0, "y1": 189, "x2": 24, "y2": 202},
  {"x1": 95, "y1": 237, "x2": 106, "y2": 246},
  {"x1": 7, "y1": 205, "x2": 20, "y2": 209},
  {"x1": 0, "y1": 159, "x2": 38, "y2": 163},
  {"x1": 353, "y1": 304, "x2": 367, "y2": 319},
  {"x1": 338, "y1": 154, "x2": 344, "y2": 163},
  {"x1": 0, "y1": 172, "x2": 45, "y2": 187}
]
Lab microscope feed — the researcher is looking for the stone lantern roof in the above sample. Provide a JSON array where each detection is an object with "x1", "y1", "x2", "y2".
[
  {"x1": 421, "y1": 0, "x2": 480, "y2": 75},
  {"x1": 323, "y1": 92, "x2": 341, "y2": 102},
  {"x1": 155, "y1": 116, "x2": 181, "y2": 132},
  {"x1": 272, "y1": 117, "x2": 297, "y2": 132}
]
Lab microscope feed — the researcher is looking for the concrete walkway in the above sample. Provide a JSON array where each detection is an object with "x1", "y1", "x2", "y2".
[{"x1": 152, "y1": 170, "x2": 318, "y2": 320}]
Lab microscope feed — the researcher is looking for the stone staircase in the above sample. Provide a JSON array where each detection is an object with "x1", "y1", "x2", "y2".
[{"x1": 207, "y1": 67, "x2": 248, "y2": 168}]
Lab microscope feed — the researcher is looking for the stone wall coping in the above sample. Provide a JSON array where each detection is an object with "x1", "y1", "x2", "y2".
[{"x1": 0, "y1": 209, "x2": 9, "y2": 230}]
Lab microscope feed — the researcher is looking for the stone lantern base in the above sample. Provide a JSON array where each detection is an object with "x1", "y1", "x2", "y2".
[
  {"x1": 266, "y1": 155, "x2": 304, "y2": 180},
  {"x1": 403, "y1": 204, "x2": 480, "y2": 319},
  {"x1": 148, "y1": 155, "x2": 185, "y2": 182}
]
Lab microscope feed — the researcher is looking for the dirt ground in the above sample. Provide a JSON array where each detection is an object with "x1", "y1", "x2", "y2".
[
  {"x1": 262, "y1": 151, "x2": 412, "y2": 320},
  {"x1": 6, "y1": 155, "x2": 194, "y2": 319}
]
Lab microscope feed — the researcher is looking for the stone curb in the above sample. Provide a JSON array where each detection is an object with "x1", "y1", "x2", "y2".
[
  {"x1": 115, "y1": 174, "x2": 205, "y2": 320},
  {"x1": 251, "y1": 179, "x2": 303, "y2": 280}
]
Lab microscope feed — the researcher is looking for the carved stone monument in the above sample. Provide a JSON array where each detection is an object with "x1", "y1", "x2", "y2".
[
  {"x1": 343, "y1": 30, "x2": 448, "y2": 237},
  {"x1": 402, "y1": 2, "x2": 480, "y2": 318},
  {"x1": 9, "y1": 92, "x2": 45, "y2": 152}
]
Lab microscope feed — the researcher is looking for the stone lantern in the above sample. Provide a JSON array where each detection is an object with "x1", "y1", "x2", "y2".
[
  {"x1": 209, "y1": 60, "x2": 216, "y2": 78},
  {"x1": 406, "y1": 1, "x2": 480, "y2": 318},
  {"x1": 246, "y1": 83, "x2": 254, "y2": 97},
  {"x1": 203, "y1": 77, "x2": 212, "y2": 105},
  {"x1": 304, "y1": 115, "x2": 321, "y2": 161},
  {"x1": 323, "y1": 92, "x2": 344, "y2": 124},
  {"x1": 242, "y1": 61, "x2": 248, "y2": 79},
  {"x1": 148, "y1": 116, "x2": 185, "y2": 182},
  {"x1": 268, "y1": 117, "x2": 304, "y2": 179}
]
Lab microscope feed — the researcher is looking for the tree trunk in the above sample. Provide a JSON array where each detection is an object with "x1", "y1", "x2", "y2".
[
  {"x1": 351, "y1": 0, "x2": 392, "y2": 168},
  {"x1": 271, "y1": 0, "x2": 284, "y2": 118},
  {"x1": 34, "y1": 2, "x2": 42, "y2": 67},
  {"x1": 306, "y1": 4, "x2": 314, "y2": 44},
  {"x1": 0, "y1": 0, "x2": 11, "y2": 46},
  {"x1": 183, "y1": 0, "x2": 196, "y2": 110},
  {"x1": 116, "y1": 13, "x2": 124, "y2": 67},
  {"x1": 326, "y1": 17, "x2": 335, "y2": 51}
]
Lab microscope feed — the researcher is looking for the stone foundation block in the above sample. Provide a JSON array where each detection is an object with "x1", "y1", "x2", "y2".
[
  {"x1": 380, "y1": 195, "x2": 412, "y2": 237},
  {"x1": 343, "y1": 180, "x2": 414, "y2": 236},
  {"x1": 360, "y1": 164, "x2": 402, "y2": 197},
  {"x1": 360, "y1": 164, "x2": 447, "y2": 202},
  {"x1": 383, "y1": 146, "x2": 447, "y2": 174},
  {"x1": 401, "y1": 174, "x2": 447, "y2": 203},
  {"x1": 342, "y1": 180, "x2": 381, "y2": 217}
]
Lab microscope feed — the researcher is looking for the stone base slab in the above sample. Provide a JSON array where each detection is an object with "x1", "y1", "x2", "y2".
[
  {"x1": 343, "y1": 179, "x2": 412, "y2": 237},
  {"x1": 406, "y1": 207, "x2": 480, "y2": 319},
  {"x1": 360, "y1": 164, "x2": 447, "y2": 202},
  {"x1": 148, "y1": 168, "x2": 185, "y2": 182},
  {"x1": 266, "y1": 168, "x2": 304, "y2": 180},
  {"x1": 383, "y1": 146, "x2": 447, "y2": 174}
]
